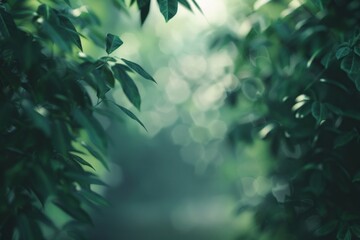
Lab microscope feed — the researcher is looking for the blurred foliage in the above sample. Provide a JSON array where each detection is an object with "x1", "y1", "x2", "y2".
[
  {"x1": 212, "y1": 0, "x2": 360, "y2": 239},
  {"x1": 0, "y1": 0, "x2": 199, "y2": 239}
]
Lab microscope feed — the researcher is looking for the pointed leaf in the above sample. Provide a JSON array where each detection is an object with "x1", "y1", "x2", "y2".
[
  {"x1": 105, "y1": 33, "x2": 123, "y2": 54},
  {"x1": 178, "y1": 0, "x2": 192, "y2": 11},
  {"x1": 336, "y1": 46, "x2": 351, "y2": 59},
  {"x1": 314, "y1": 221, "x2": 338, "y2": 236},
  {"x1": 139, "y1": 0, "x2": 151, "y2": 25},
  {"x1": 191, "y1": 0, "x2": 203, "y2": 14},
  {"x1": 121, "y1": 58, "x2": 156, "y2": 83},
  {"x1": 157, "y1": 0, "x2": 178, "y2": 22},
  {"x1": 341, "y1": 53, "x2": 360, "y2": 74},
  {"x1": 53, "y1": 199, "x2": 92, "y2": 224},
  {"x1": 81, "y1": 189, "x2": 109, "y2": 207},
  {"x1": 354, "y1": 46, "x2": 360, "y2": 57},
  {"x1": 112, "y1": 64, "x2": 141, "y2": 110},
  {"x1": 114, "y1": 103, "x2": 147, "y2": 131},
  {"x1": 59, "y1": 15, "x2": 82, "y2": 51},
  {"x1": 334, "y1": 130, "x2": 357, "y2": 148}
]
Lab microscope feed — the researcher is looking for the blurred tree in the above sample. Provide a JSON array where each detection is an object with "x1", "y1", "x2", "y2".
[
  {"x1": 212, "y1": 0, "x2": 360, "y2": 239},
  {"x1": 0, "y1": 0, "x2": 199, "y2": 239}
]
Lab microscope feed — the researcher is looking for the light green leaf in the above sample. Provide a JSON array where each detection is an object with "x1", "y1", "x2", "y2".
[
  {"x1": 157, "y1": 0, "x2": 178, "y2": 22},
  {"x1": 121, "y1": 58, "x2": 156, "y2": 83},
  {"x1": 106, "y1": 33, "x2": 123, "y2": 54}
]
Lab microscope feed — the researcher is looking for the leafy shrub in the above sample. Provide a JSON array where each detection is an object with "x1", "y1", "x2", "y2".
[
  {"x1": 214, "y1": 0, "x2": 360, "y2": 239},
  {"x1": 0, "y1": 0, "x2": 199, "y2": 239}
]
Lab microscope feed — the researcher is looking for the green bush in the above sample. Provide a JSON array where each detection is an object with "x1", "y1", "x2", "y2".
[
  {"x1": 214, "y1": 0, "x2": 360, "y2": 239},
  {"x1": 0, "y1": 0, "x2": 199, "y2": 239}
]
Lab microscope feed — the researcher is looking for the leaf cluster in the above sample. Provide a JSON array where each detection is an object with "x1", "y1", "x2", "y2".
[
  {"x1": 215, "y1": 0, "x2": 360, "y2": 239},
  {"x1": 0, "y1": 0, "x2": 179, "y2": 239}
]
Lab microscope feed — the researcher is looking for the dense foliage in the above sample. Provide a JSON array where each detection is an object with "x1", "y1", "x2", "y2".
[
  {"x1": 0, "y1": 0, "x2": 199, "y2": 239},
  {"x1": 214, "y1": 0, "x2": 360, "y2": 239}
]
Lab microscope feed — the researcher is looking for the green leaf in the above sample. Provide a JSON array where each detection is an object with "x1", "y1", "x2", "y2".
[
  {"x1": 311, "y1": 102, "x2": 327, "y2": 125},
  {"x1": 336, "y1": 46, "x2": 351, "y2": 59},
  {"x1": 139, "y1": 0, "x2": 151, "y2": 25},
  {"x1": 137, "y1": 0, "x2": 150, "y2": 8},
  {"x1": 121, "y1": 58, "x2": 156, "y2": 83},
  {"x1": 352, "y1": 171, "x2": 360, "y2": 183},
  {"x1": 351, "y1": 224, "x2": 360, "y2": 237},
  {"x1": 341, "y1": 53, "x2": 360, "y2": 74},
  {"x1": 354, "y1": 46, "x2": 360, "y2": 56},
  {"x1": 113, "y1": 103, "x2": 147, "y2": 131},
  {"x1": 315, "y1": 221, "x2": 338, "y2": 236},
  {"x1": 58, "y1": 15, "x2": 83, "y2": 51},
  {"x1": 71, "y1": 155, "x2": 95, "y2": 170},
  {"x1": 334, "y1": 130, "x2": 357, "y2": 148},
  {"x1": 178, "y1": 0, "x2": 192, "y2": 11},
  {"x1": 64, "y1": 171, "x2": 107, "y2": 186},
  {"x1": 191, "y1": 0, "x2": 203, "y2": 14},
  {"x1": 72, "y1": 108, "x2": 107, "y2": 152},
  {"x1": 53, "y1": 199, "x2": 92, "y2": 224},
  {"x1": 80, "y1": 189, "x2": 109, "y2": 207},
  {"x1": 0, "y1": 9, "x2": 12, "y2": 40},
  {"x1": 81, "y1": 142, "x2": 109, "y2": 170},
  {"x1": 22, "y1": 101, "x2": 51, "y2": 137},
  {"x1": 321, "y1": 51, "x2": 334, "y2": 68},
  {"x1": 105, "y1": 33, "x2": 123, "y2": 54},
  {"x1": 157, "y1": 0, "x2": 178, "y2": 22},
  {"x1": 112, "y1": 64, "x2": 141, "y2": 110}
]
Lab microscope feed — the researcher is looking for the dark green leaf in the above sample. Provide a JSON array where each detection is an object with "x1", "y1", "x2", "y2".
[
  {"x1": 354, "y1": 46, "x2": 360, "y2": 56},
  {"x1": 113, "y1": 103, "x2": 147, "y2": 131},
  {"x1": 137, "y1": 0, "x2": 150, "y2": 8},
  {"x1": 314, "y1": 221, "x2": 338, "y2": 236},
  {"x1": 58, "y1": 15, "x2": 83, "y2": 51},
  {"x1": 351, "y1": 224, "x2": 360, "y2": 237},
  {"x1": 311, "y1": 102, "x2": 327, "y2": 125},
  {"x1": 22, "y1": 101, "x2": 51, "y2": 137},
  {"x1": 112, "y1": 64, "x2": 141, "y2": 110},
  {"x1": 64, "y1": 171, "x2": 107, "y2": 186},
  {"x1": 157, "y1": 0, "x2": 178, "y2": 22},
  {"x1": 341, "y1": 53, "x2": 360, "y2": 74},
  {"x1": 352, "y1": 171, "x2": 360, "y2": 183},
  {"x1": 0, "y1": 10, "x2": 12, "y2": 40},
  {"x1": 191, "y1": 0, "x2": 203, "y2": 14},
  {"x1": 53, "y1": 199, "x2": 92, "y2": 224},
  {"x1": 105, "y1": 33, "x2": 123, "y2": 54},
  {"x1": 139, "y1": 0, "x2": 151, "y2": 25},
  {"x1": 80, "y1": 189, "x2": 109, "y2": 207},
  {"x1": 334, "y1": 130, "x2": 357, "y2": 148},
  {"x1": 71, "y1": 155, "x2": 95, "y2": 170},
  {"x1": 72, "y1": 108, "x2": 107, "y2": 152},
  {"x1": 81, "y1": 142, "x2": 109, "y2": 170},
  {"x1": 336, "y1": 46, "x2": 351, "y2": 59},
  {"x1": 178, "y1": 0, "x2": 192, "y2": 11},
  {"x1": 121, "y1": 58, "x2": 156, "y2": 83}
]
